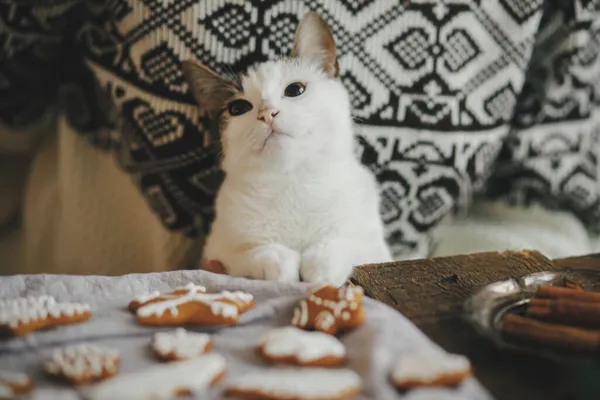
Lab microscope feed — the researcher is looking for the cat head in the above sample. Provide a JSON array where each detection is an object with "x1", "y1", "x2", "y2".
[{"x1": 183, "y1": 13, "x2": 354, "y2": 174}]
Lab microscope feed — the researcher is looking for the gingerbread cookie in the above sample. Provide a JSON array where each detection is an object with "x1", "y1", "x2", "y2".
[
  {"x1": 0, "y1": 295, "x2": 91, "y2": 337},
  {"x1": 0, "y1": 371, "x2": 33, "y2": 399},
  {"x1": 391, "y1": 352, "x2": 472, "y2": 390},
  {"x1": 128, "y1": 283, "x2": 208, "y2": 312},
  {"x1": 225, "y1": 369, "x2": 362, "y2": 400},
  {"x1": 130, "y1": 283, "x2": 254, "y2": 327},
  {"x1": 257, "y1": 326, "x2": 345, "y2": 367},
  {"x1": 45, "y1": 344, "x2": 119, "y2": 384},
  {"x1": 85, "y1": 353, "x2": 226, "y2": 400},
  {"x1": 151, "y1": 328, "x2": 212, "y2": 361},
  {"x1": 292, "y1": 285, "x2": 365, "y2": 335}
]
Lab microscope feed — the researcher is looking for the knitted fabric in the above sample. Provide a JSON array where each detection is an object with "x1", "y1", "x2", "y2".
[{"x1": 0, "y1": 0, "x2": 598, "y2": 264}]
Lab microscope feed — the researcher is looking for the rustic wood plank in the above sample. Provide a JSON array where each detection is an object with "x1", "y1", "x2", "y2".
[{"x1": 351, "y1": 250, "x2": 555, "y2": 322}]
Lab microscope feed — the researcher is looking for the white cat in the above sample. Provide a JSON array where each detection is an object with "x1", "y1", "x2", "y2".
[{"x1": 183, "y1": 13, "x2": 392, "y2": 286}]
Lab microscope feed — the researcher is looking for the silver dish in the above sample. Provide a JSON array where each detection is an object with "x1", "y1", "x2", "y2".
[{"x1": 463, "y1": 268, "x2": 600, "y2": 364}]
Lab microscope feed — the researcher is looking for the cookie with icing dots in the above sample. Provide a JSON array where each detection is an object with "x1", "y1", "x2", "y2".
[
  {"x1": 291, "y1": 285, "x2": 365, "y2": 335},
  {"x1": 45, "y1": 344, "x2": 119, "y2": 384},
  {"x1": 129, "y1": 283, "x2": 254, "y2": 327},
  {"x1": 257, "y1": 326, "x2": 345, "y2": 367},
  {"x1": 0, "y1": 371, "x2": 33, "y2": 399},
  {"x1": 151, "y1": 328, "x2": 212, "y2": 361},
  {"x1": 85, "y1": 353, "x2": 226, "y2": 400},
  {"x1": 0, "y1": 295, "x2": 91, "y2": 337},
  {"x1": 225, "y1": 368, "x2": 362, "y2": 400},
  {"x1": 391, "y1": 352, "x2": 472, "y2": 390}
]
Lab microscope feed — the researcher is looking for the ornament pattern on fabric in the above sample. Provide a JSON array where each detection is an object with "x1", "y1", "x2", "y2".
[
  {"x1": 0, "y1": 0, "x2": 555, "y2": 258},
  {"x1": 488, "y1": 0, "x2": 600, "y2": 233}
]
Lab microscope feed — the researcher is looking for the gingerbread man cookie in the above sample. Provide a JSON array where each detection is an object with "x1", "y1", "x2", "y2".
[
  {"x1": 151, "y1": 328, "x2": 212, "y2": 361},
  {"x1": 292, "y1": 285, "x2": 365, "y2": 335},
  {"x1": 45, "y1": 344, "x2": 119, "y2": 384},
  {"x1": 0, "y1": 371, "x2": 33, "y2": 399},
  {"x1": 391, "y1": 352, "x2": 472, "y2": 390},
  {"x1": 257, "y1": 326, "x2": 345, "y2": 367},
  {"x1": 225, "y1": 369, "x2": 362, "y2": 400},
  {"x1": 0, "y1": 295, "x2": 91, "y2": 337},
  {"x1": 129, "y1": 283, "x2": 254, "y2": 326},
  {"x1": 85, "y1": 353, "x2": 226, "y2": 400}
]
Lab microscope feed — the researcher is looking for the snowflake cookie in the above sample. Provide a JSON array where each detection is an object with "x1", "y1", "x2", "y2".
[
  {"x1": 129, "y1": 283, "x2": 254, "y2": 327},
  {"x1": 257, "y1": 326, "x2": 345, "y2": 367},
  {"x1": 225, "y1": 368, "x2": 362, "y2": 400},
  {"x1": 391, "y1": 352, "x2": 472, "y2": 390},
  {"x1": 291, "y1": 285, "x2": 365, "y2": 335},
  {"x1": 151, "y1": 328, "x2": 212, "y2": 361},
  {"x1": 0, "y1": 371, "x2": 33, "y2": 399},
  {"x1": 45, "y1": 344, "x2": 119, "y2": 384},
  {"x1": 0, "y1": 295, "x2": 91, "y2": 337},
  {"x1": 85, "y1": 353, "x2": 226, "y2": 400}
]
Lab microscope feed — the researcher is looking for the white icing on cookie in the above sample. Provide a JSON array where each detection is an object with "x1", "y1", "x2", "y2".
[
  {"x1": 291, "y1": 300, "x2": 308, "y2": 327},
  {"x1": 86, "y1": 353, "x2": 226, "y2": 400},
  {"x1": 260, "y1": 327, "x2": 345, "y2": 363},
  {"x1": 136, "y1": 289, "x2": 253, "y2": 319},
  {"x1": 226, "y1": 368, "x2": 361, "y2": 398},
  {"x1": 0, "y1": 296, "x2": 90, "y2": 329},
  {"x1": 152, "y1": 328, "x2": 211, "y2": 359},
  {"x1": 315, "y1": 311, "x2": 336, "y2": 332},
  {"x1": 293, "y1": 286, "x2": 362, "y2": 332},
  {"x1": 391, "y1": 353, "x2": 471, "y2": 384},
  {"x1": 45, "y1": 344, "x2": 119, "y2": 381},
  {"x1": 174, "y1": 283, "x2": 206, "y2": 292}
]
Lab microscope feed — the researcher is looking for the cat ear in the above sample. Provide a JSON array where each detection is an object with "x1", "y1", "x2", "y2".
[
  {"x1": 291, "y1": 12, "x2": 339, "y2": 77},
  {"x1": 182, "y1": 60, "x2": 237, "y2": 118}
]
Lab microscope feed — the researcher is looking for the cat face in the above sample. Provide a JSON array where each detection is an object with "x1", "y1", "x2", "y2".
[{"x1": 183, "y1": 13, "x2": 353, "y2": 173}]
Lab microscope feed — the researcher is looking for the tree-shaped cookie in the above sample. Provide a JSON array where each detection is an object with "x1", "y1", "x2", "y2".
[{"x1": 291, "y1": 285, "x2": 365, "y2": 335}]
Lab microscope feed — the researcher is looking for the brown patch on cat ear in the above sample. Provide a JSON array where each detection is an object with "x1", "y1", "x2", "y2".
[
  {"x1": 182, "y1": 60, "x2": 238, "y2": 118},
  {"x1": 290, "y1": 12, "x2": 338, "y2": 77}
]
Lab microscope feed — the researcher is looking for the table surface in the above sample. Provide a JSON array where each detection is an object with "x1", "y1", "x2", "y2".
[{"x1": 350, "y1": 251, "x2": 600, "y2": 400}]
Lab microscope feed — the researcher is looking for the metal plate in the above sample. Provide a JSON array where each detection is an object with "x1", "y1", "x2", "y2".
[{"x1": 463, "y1": 268, "x2": 600, "y2": 365}]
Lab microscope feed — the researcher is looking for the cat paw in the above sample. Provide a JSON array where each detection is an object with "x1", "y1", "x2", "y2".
[
  {"x1": 246, "y1": 244, "x2": 301, "y2": 282},
  {"x1": 300, "y1": 242, "x2": 353, "y2": 287}
]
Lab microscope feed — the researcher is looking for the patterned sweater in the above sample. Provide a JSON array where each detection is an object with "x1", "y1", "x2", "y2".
[{"x1": 0, "y1": 0, "x2": 598, "y2": 273}]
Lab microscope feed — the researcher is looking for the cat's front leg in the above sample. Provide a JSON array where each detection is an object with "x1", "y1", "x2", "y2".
[
  {"x1": 300, "y1": 239, "x2": 355, "y2": 287},
  {"x1": 228, "y1": 243, "x2": 301, "y2": 282}
]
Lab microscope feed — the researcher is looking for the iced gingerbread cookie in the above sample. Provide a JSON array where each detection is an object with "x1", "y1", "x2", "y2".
[
  {"x1": 128, "y1": 283, "x2": 208, "y2": 312},
  {"x1": 225, "y1": 368, "x2": 362, "y2": 400},
  {"x1": 391, "y1": 352, "x2": 472, "y2": 390},
  {"x1": 45, "y1": 344, "x2": 119, "y2": 384},
  {"x1": 292, "y1": 285, "x2": 365, "y2": 335},
  {"x1": 0, "y1": 295, "x2": 91, "y2": 337},
  {"x1": 151, "y1": 328, "x2": 212, "y2": 361},
  {"x1": 257, "y1": 326, "x2": 345, "y2": 367},
  {"x1": 0, "y1": 371, "x2": 33, "y2": 399},
  {"x1": 85, "y1": 353, "x2": 226, "y2": 400},
  {"x1": 129, "y1": 283, "x2": 254, "y2": 326}
]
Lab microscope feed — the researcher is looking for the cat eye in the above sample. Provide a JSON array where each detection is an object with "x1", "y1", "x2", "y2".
[
  {"x1": 284, "y1": 82, "x2": 306, "y2": 97},
  {"x1": 228, "y1": 99, "x2": 253, "y2": 116}
]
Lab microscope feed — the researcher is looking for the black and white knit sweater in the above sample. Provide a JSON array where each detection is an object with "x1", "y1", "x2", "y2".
[{"x1": 1, "y1": 0, "x2": 598, "y2": 261}]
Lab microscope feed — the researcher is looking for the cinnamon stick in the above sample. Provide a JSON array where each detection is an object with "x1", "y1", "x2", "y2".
[
  {"x1": 563, "y1": 278, "x2": 582, "y2": 291},
  {"x1": 527, "y1": 298, "x2": 600, "y2": 329},
  {"x1": 501, "y1": 314, "x2": 600, "y2": 352},
  {"x1": 535, "y1": 286, "x2": 600, "y2": 303}
]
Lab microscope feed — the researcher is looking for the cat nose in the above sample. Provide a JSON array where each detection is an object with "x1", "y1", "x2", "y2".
[{"x1": 257, "y1": 107, "x2": 279, "y2": 124}]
